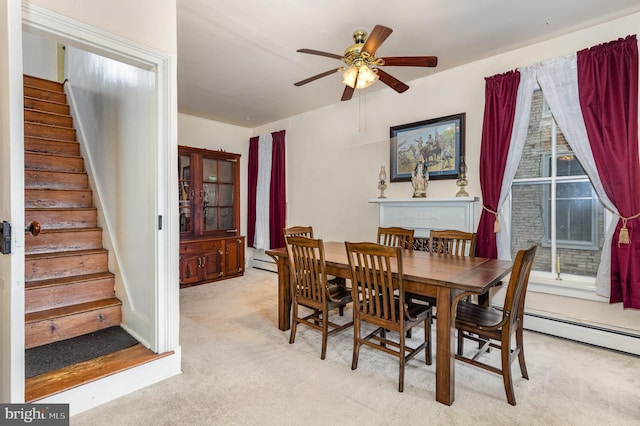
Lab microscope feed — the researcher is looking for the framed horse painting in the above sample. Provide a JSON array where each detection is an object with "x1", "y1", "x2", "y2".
[{"x1": 389, "y1": 113, "x2": 465, "y2": 182}]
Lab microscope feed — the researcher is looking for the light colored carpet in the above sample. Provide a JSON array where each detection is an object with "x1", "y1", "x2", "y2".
[{"x1": 72, "y1": 268, "x2": 640, "y2": 425}]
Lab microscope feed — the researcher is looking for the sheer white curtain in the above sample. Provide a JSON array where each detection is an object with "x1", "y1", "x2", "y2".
[
  {"x1": 536, "y1": 54, "x2": 616, "y2": 297},
  {"x1": 254, "y1": 133, "x2": 273, "y2": 250},
  {"x1": 495, "y1": 54, "x2": 616, "y2": 295},
  {"x1": 496, "y1": 66, "x2": 537, "y2": 260}
]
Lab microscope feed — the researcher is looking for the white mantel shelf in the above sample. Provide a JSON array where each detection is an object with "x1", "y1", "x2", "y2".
[
  {"x1": 369, "y1": 197, "x2": 479, "y2": 204},
  {"x1": 369, "y1": 197, "x2": 479, "y2": 238}
]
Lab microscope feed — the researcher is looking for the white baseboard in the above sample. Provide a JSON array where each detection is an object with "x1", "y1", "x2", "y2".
[
  {"x1": 524, "y1": 313, "x2": 640, "y2": 356},
  {"x1": 251, "y1": 249, "x2": 278, "y2": 272}
]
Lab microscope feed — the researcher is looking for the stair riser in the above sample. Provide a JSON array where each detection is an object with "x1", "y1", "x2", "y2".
[
  {"x1": 25, "y1": 305, "x2": 121, "y2": 349},
  {"x1": 24, "y1": 97, "x2": 69, "y2": 115},
  {"x1": 25, "y1": 153, "x2": 84, "y2": 173},
  {"x1": 26, "y1": 189, "x2": 92, "y2": 208},
  {"x1": 26, "y1": 229, "x2": 103, "y2": 254},
  {"x1": 25, "y1": 137, "x2": 80, "y2": 156},
  {"x1": 23, "y1": 86, "x2": 67, "y2": 104},
  {"x1": 24, "y1": 76, "x2": 64, "y2": 92},
  {"x1": 25, "y1": 252, "x2": 108, "y2": 281},
  {"x1": 25, "y1": 277, "x2": 115, "y2": 314},
  {"x1": 25, "y1": 122, "x2": 76, "y2": 142},
  {"x1": 25, "y1": 170, "x2": 88, "y2": 190},
  {"x1": 25, "y1": 209, "x2": 97, "y2": 230},
  {"x1": 25, "y1": 109, "x2": 73, "y2": 128}
]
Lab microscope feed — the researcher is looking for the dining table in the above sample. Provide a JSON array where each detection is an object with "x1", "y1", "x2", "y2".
[{"x1": 266, "y1": 241, "x2": 513, "y2": 406}]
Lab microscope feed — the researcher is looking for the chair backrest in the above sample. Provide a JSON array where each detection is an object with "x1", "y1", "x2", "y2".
[
  {"x1": 502, "y1": 245, "x2": 537, "y2": 326},
  {"x1": 345, "y1": 242, "x2": 404, "y2": 328},
  {"x1": 283, "y1": 225, "x2": 314, "y2": 239},
  {"x1": 430, "y1": 229, "x2": 477, "y2": 257},
  {"x1": 285, "y1": 235, "x2": 328, "y2": 306},
  {"x1": 377, "y1": 227, "x2": 415, "y2": 250}
]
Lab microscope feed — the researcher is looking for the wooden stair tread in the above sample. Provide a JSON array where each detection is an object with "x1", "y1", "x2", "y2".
[
  {"x1": 26, "y1": 248, "x2": 108, "y2": 261},
  {"x1": 23, "y1": 83, "x2": 64, "y2": 95},
  {"x1": 25, "y1": 150, "x2": 83, "y2": 160},
  {"x1": 25, "y1": 344, "x2": 173, "y2": 402},
  {"x1": 26, "y1": 207, "x2": 97, "y2": 212},
  {"x1": 26, "y1": 272, "x2": 115, "y2": 290},
  {"x1": 25, "y1": 298, "x2": 121, "y2": 324},
  {"x1": 31, "y1": 227, "x2": 102, "y2": 234},
  {"x1": 25, "y1": 135, "x2": 79, "y2": 144},
  {"x1": 25, "y1": 109, "x2": 72, "y2": 119},
  {"x1": 24, "y1": 95, "x2": 68, "y2": 107}
]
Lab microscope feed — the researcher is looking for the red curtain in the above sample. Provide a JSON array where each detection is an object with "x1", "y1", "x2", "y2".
[
  {"x1": 247, "y1": 137, "x2": 259, "y2": 248},
  {"x1": 476, "y1": 70, "x2": 521, "y2": 259},
  {"x1": 269, "y1": 130, "x2": 287, "y2": 249},
  {"x1": 577, "y1": 35, "x2": 640, "y2": 308}
]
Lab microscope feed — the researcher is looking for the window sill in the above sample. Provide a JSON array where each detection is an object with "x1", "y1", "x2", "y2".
[{"x1": 527, "y1": 274, "x2": 607, "y2": 302}]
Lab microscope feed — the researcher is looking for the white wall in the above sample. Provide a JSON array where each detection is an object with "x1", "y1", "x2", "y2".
[
  {"x1": 25, "y1": 0, "x2": 176, "y2": 54},
  {"x1": 66, "y1": 46, "x2": 158, "y2": 345},
  {"x1": 22, "y1": 31, "x2": 57, "y2": 80},
  {"x1": 250, "y1": 13, "x2": 640, "y2": 334}
]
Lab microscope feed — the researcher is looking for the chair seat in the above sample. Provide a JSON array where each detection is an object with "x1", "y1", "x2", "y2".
[
  {"x1": 456, "y1": 300, "x2": 503, "y2": 328},
  {"x1": 327, "y1": 284, "x2": 352, "y2": 305},
  {"x1": 405, "y1": 300, "x2": 431, "y2": 323}
]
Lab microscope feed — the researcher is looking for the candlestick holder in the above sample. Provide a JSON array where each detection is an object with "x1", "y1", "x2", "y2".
[
  {"x1": 377, "y1": 165, "x2": 387, "y2": 199},
  {"x1": 455, "y1": 159, "x2": 469, "y2": 197}
]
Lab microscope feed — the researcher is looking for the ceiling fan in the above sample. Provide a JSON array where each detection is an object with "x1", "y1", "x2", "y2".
[{"x1": 294, "y1": 24, "x2": 438, "y2": 101}]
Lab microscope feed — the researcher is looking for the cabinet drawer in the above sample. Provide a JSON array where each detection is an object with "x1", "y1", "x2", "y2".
[{"x1": 180, "y1": 239, "x2": 222, "y2": 254}]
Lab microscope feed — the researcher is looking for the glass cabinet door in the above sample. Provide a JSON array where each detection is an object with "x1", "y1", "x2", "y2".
[
  {"x1": 201, "y1": 157, "x2": 235, "y2": 232},
  {"x1": 178, "y1": 154, "x2": 191, "y2": 233}
]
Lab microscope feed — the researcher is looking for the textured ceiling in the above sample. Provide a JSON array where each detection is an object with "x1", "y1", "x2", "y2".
[{"x1": 177, "y1": 0, "x2": 640, "y2": 128}]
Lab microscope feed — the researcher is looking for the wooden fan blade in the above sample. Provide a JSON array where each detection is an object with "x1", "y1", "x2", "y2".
[
  {"x1": 361, "y1": 25, "x2": 393, "y2": 56},
  {"x1": 375, "y1": 68, "x2": 409, "y2": 93},
  {"x1": 380, "y1": 56, "x2": 438, "y2": 67},
  {"x1": 296, "y1": 49, "x2": 344, "y2": 61},
  {"x1": 341, "y1": 85, "x2": 355, "y2": 101},
  {"x1": 294, "y1": 68, "x2": 343, "y2": 86}
]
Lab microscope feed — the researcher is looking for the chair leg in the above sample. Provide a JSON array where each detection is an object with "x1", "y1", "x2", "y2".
[
  {"x1": 457, "y1": 328, "x2": 464, "y2": 356},
  {"x1": 398, "y1": 331, "x2": 405, "y2": 392},
  {"x1": 516, "y1": 325, "x2": 529, "y2": 379},
  {"x1": 501, "y1": 340, "x2": 516, "y2": 406},
  {"x1": 339, "y1": 306, "x2": 344, "y2": 316},
  {"x1": 352, "y1": 319, "x2": 361, "y2": 370},
  {"x1": 425, "y1": 313, "x2": 432, "y2": 365},
  {"x1": 289, "y1": 304, "x2": 298, "y2": 344},
  {"x1": 320, "y1": 310, "x2": 328, "y2": 360}
]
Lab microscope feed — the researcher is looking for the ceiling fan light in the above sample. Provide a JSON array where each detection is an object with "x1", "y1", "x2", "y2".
[
  {"x1": 342, "y1": 65, "x2": 358, "y2": 88},
  {"x1": 355, "y1": 64, "x2": 379, "y2": 88}
]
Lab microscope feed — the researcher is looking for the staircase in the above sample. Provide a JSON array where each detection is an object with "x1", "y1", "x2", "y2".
[{"x1": 22, "y1": 75, "x2": 170, "y2": 402}]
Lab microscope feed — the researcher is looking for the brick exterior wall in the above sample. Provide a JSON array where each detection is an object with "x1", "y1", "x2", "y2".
[{"x1": 511, "y1": 90, "x2": 604, "y2": 277}]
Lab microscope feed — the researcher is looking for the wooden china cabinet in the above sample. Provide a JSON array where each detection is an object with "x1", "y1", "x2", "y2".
[{"x1": 178, "y1": 145, "x2": 245, "y2": 288}]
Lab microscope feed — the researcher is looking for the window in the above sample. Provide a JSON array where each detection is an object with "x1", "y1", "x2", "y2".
[{"x1": 511, "y1": 90, "x2": 605, "y2": 279}]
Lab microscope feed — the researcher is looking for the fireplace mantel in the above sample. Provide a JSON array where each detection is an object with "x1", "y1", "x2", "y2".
[{"x1": 369, "y1": 197, "x2": 479, "y2": 238}]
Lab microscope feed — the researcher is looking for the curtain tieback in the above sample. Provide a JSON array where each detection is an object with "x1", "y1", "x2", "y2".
[
  {"x1": 619, "y1": 212, "x2": 640, "y2": 246},
  {"x1": 483, "y1": 205, "x2": 501, "y2": 233}
]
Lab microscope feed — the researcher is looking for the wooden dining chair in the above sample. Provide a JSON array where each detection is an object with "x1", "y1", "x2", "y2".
[
  {"x1": 377, "y1": 226, "x2": 415, "y2": 250},
  {"x1": 430, "y1": 229, "x2": 477, "y2": 256},
  {"x1": 283, "y1": 225, "x2": 314, "y2": 239},
  {"x1": 285, "y1": 235, "x2": 353, "y2": 360},
  {"x1": 454, "y1": 245, "x2": 537, "y2": 405},
  {"x1": 283, "y1": 225, "x2": 346, "y2": 298},
  {"x1": 408, "y1": 229, "x2": 478, "y2": 309},
  {"x1": 345, "y1": 241, "x2": 432, "y2": 392}
]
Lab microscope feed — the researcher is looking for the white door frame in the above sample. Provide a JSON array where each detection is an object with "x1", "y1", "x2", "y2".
[{"x1": 0, "y1": 1, "x2": 179, "y2": 403}]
